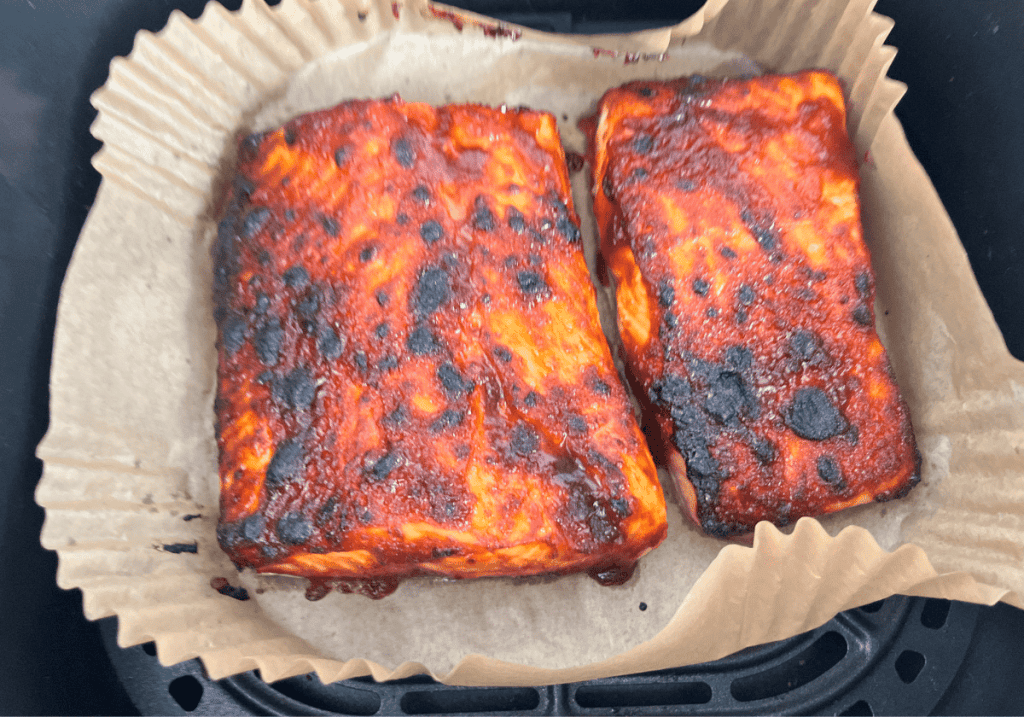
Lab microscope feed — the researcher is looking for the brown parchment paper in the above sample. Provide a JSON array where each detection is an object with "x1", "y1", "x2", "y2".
[{"x1": 36, "y1": 0, "x2": 1024, "y2": 686}]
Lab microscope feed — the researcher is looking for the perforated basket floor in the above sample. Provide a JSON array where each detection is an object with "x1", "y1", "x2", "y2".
[{"x1": 100, "y1": 596, "x2": 1001, "y2": 715}]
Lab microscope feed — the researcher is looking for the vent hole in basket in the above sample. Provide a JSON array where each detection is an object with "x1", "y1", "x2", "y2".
[
  {"x1": 895, "y1": 650, "x2": 926, "y2": 684},
  {"x1": 270, "y1": 674, "x2": 381, "y2": 715},
  {"x1": 731, "y1": 630, "x2": 848, "y2": 702},
  {"x1": 859, "y1": 599, "x2": 885, "y2": 613},
  {"x1": 575, "y1": 681, "x2": 712, "y2": 708},
  {"x1": 168, "y1": 675, "x2": 204, "y2": 712},
  {"x1": 921, "y1": 598, "x2": 951, "y2": 629},
  {"x1": 839, "y1": 699, "x2": 874, "y2": 716},
  {"x1": 141, "y1": 642, "x2": 157, "y2": 657},
  {"x1": 401, "y1": 687, "x2": 539, "y2": 714}
]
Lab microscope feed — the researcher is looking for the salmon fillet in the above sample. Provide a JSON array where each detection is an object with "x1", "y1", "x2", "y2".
[
  {"x1": 588, "y1": 71, "x2": 920, "y2": 538},
  {"x1": 213, "y1": 96, "x2": 667, "y2": 596}
]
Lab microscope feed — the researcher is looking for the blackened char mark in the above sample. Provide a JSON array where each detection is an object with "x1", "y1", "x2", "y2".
[
  {"x1": 567, "y1": 414, "x2": 587, "y2": 433},
  {"x1": 317, "y1": 496, "x2": 338, "y2": 524},
  {"x1": 296, "y1": 292, "x2": 319, "y2": 322},
  {"x1": 419, "y1": 220, "x2": 444, "y2": 245},
  {"x1": 273, "y1": 365, "x2": 316, "y2": 411},
  {"x1": 516, "y1": 270, "x2": 549, "y2": 296},
  {"x1": 724, "y1": 346, "x2": 752, "y2": 371},
  {"x1": 240, "y1": 132, "x2": 264, "y2": 161},
  {"x1": 649, "y1": 375, "x2": 722, "y2": 485},
  {"x1": 507, "y1": 207, "x2": 526, "y2": 234},
  {"x1": 437, "y1": 362, "x2": 472, "y2": 397},
  {"x1": 240, "y1": 207, "x2": 271, "y2": 240},
  {"x1": 556, "y1": 216, "x2": 581, "y2": 244},
  {"x1": 240, "y1": 513, "x2": 264, "y2": 542},
  {"x1": 221, "y1": 314, "x2": 245, "y2": 356},
  {"x1": 277, "y1": 512, "x2": 312, "y2": 545},
  {"x1": 266, "y1": 439, "x2": 305, "y2": 488},
  {"x1": 786, "y1": 387, "x2": 845, "y2": 440},
  {"x1": 320, "y1": 215, "x2": 339, "y2": 237},
  {"x1": 367, "y1": 451, "x2": 400, "y2": 482},
  {"x1": 740, "y1": 208, "x2": 780, "y2": 253},
  {"x1": 407, "y1": 324, "x2": 442, "y2": 355},
  {"x1": 217, "y1": 513, "x2": 265, "y2": 551},
  {"x1": 254, "y1": 291, "x2": 270, "y2": 314},
  {"x1": 548, "y1": 194, "x2": 581, "y2": 243},
  {"x1": 510, "y1": 422, "x2": 538, "y2": 456},
  {"x1": 790, "y1": 330, "x2": 822, "y2": 360},
  {"x1": 751, "y1": 437, "x2": 776, "y2": 465},
  {"x1": 855, "y1": 272, "x2": 872, "y2": 297},
  {"x1": 703, "y1": 371, "x2": 755, "y2": 425},
  {"x1": 431, "y1": 409, "x2": 465, "y2": 432},
  {"x1": 658, "y1": 281, "x2": 675, "y2": 308},
  {"x1": 816, "y1": 455, "x2": 846, "y2": 491},
  {"x1": 473, "y1": 196, "x2": 495, "y2": 232},
  {"x1": 632, "y1": 133, "x2": 654, "y2": 154},
  {"x1": 254, "y1": 317, "x2": 284, "y2": 366},
  {"x1": 413, "y1": 266, "x2": 452, "y2": 316},
  {"x1": 283, "y1": 265, "x2": 309, "y2": 289},
  {"x1": 383, "y1": 405, "x2": 407, "y2": 427},
  {"x1": 852, "y1": 304, "x2": 872, "y2": 326},
  {"x1": 212, "y1": 214, "x2": 241, "y2": 298},
  {"x1": 392, "y1": 137, "x2": 415, "y2": 168},
  {"x1": 318, "y1": 326, "x2": 344, "y2": 360},
  {"x1": 334, "y1": 146, "x2": 348, "y2": 167},
  {"x1": 789, "y1": 329, "x2": 829, "y2": 368}
]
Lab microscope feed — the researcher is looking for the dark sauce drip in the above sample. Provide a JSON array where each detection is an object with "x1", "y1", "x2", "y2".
[
  {"x1": 210, "y1": 576, "x2": 250, "y2": 601},
  {"x1": 304, "y1": 577, "x2": 400, "y2": 601},
  {"x1": 587, "y1": 561, "x2": 637, "y2": 586},
  {"x1": 565, "y1": 151, "x2": 585, "y2": 173}
]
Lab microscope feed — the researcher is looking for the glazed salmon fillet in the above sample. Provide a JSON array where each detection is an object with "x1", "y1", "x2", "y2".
[
  {"x1": 213, "y1": 96, "x2": 667, "y2": 596},
  {"x1": 588, "y1": 71, "x2": 920, "y2": 538}
]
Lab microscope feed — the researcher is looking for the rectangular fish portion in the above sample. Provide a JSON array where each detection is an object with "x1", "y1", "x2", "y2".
[
  {"x1": 588, "y1": 71, "x2": 919, "y2": 538},
  {"x1": 213, "y1": 97, "x2": 667, "y2": 596}
]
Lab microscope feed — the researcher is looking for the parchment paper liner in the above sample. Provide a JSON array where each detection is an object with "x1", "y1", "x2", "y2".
[{"x1": 36, "y1": 0, "x2": 1024, "y2": 686}]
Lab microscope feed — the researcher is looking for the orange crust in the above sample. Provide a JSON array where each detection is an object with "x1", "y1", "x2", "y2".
[
  {"x1": 213, "y1": 96, "x2": 666, "y2": 594},
  {"x1": 587, "y1": 71, "x2": 920, "y2": 538}
]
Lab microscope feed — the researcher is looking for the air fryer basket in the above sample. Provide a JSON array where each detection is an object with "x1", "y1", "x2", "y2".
[{"x1": 4, "y1": 0, "x2": 1023, "y2": 714}]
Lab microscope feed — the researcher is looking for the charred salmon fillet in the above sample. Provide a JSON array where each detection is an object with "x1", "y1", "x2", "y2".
[
  {"x1": 213, "y1": 97, "x2": 667, "y2": 596},
  {"x1": 588, "y1": 71, "x2": 919, "y2": 538}
]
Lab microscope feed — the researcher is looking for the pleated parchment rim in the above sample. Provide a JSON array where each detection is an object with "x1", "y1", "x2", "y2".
[{"x1": 36, "y1": 0, "x2": 1024, "y2": 687}]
